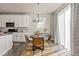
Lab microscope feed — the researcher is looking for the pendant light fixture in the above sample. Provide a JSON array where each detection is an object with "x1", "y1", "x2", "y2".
[{"x1": 33, "y1": 3, "x2": 40, "y2": 23}]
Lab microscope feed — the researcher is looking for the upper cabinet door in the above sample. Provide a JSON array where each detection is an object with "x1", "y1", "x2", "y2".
[
  {"x1": 14, "y1": 15, "x2": 19, "y2": 27},
  {"x1": 18, "y1": 15, "x2": 25, "y2": 27},
  {"x1": 25, "y1": 15, "x2": 29, "y2": 27},
  {"x1": 18, "y1": 15, "x2": 29, "y2": 27},
  {"x1": 22, "y1": 15, "x2": 29, "y2": 27},
  {"x1": 0, "y1": 15, "x2": 30, "y2": 27},
  {"x1": 1, "y1": 15, "x2": 6, "y2": 27},
  {"x1": 0, "y1": 15, "x2": 2, "y2": 27},
  {"x1": 6, "y1": 15, "x2": 15, "y2": 22}
]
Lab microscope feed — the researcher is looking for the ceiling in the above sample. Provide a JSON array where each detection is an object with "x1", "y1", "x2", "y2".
[{"x1": 0, "y1": 3, "x2": 65, "y2": 14}]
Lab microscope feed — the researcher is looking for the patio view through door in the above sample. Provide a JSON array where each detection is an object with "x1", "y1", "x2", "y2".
[{"x1": 57, "y1": 5, "x2": 71, "y2": 52}]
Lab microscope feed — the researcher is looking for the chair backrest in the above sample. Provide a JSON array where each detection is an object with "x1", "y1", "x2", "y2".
[
  {"x1": 48, "y1": 34, "x2": 51, "y2": 41},
  {"x1": 25, "y1": 35, "x2": 29, "y2": 42},
  {"x1": 32, "y1": 37, "x2": 44, "y2": 47}
]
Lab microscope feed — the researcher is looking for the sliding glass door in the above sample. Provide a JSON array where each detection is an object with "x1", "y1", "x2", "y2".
[{"x1": 57, "y1": 5, "x2": 71, "y2": 52}]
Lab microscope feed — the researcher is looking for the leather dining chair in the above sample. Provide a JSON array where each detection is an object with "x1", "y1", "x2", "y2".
[
  {"x1": 32, "y1": 37, "x2": 44, "y2": 55},
  {"x1": 48, "y1": 34, "x2": 51, "y2": 43},
  {"x1": 25, "y1": 35, "x2": 30, "y2": 45}
]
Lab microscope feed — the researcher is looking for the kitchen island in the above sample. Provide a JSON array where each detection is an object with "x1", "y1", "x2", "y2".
[{"x1": 0, "y1": 34, "x2": 13, "y2": 56}]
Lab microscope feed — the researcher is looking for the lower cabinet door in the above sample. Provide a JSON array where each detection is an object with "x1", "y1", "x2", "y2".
[{"x1": 13, "y1": 33, "x2": 26, "y2": 42}]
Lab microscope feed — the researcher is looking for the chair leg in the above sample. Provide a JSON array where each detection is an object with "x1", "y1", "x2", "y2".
[
  {"x1": 32, "y1": 45, "x2": 44, "y2": 56},
  {"x1": 32, "y1": 46, "x2": 35, "y2": 55},
  {"x1": 33, "y1": 50, "x2": 35, "y2": 55}
]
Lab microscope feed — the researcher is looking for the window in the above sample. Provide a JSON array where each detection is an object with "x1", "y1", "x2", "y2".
[
  {"x1": 57, "y1": 12, "x2": 65, "y2": 46},
  {"x1": 57, "y1": 5, "x2": 71, "y2": 52},
  {"x1": 36, "y1": 17, "x2": 46, "y2": 32},
  {"x1": 64, "y1": 7, "x2": 71, "y2": 51}
]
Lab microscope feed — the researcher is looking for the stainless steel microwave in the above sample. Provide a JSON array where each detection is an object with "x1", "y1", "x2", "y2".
[{"x1": 6, "y1": 22, "x2": 15, "y2": 27}]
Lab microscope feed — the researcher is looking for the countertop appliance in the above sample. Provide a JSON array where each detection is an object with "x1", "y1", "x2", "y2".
[{"x1": 6, "y1": 22, "x2": 15, "y2": 27}]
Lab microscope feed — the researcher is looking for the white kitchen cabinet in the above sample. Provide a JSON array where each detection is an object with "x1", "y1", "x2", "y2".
[
  {"x1": 6, "y1": 15, "x2": 15, "y2": 22},
  {"x1": 0, "y1": 34, "x2": 13, "y2": 55},
  {"x1": 0, "y1": 16, "x2": 2, "y2": 27},
  {"x1": 0, "y1": 15, "x2": 6, "y2": 27},
  {"x1": 24, "y1": 15, "x2": 29, "y2": 27},
  {"x1": 12, "y1": 33, "x2": 17, "y2": 41},
  {"x1": 14, "y1": 15, "x2": 19, "y2": 27},
  {"x1": 5, "y1": 15, "x2": 19, "y2": 27},
  {"x1": 17, "y1": 15, "x2": 29, "y2": 27},
  {"x1": 0, "y1": 15, "x2": 15, "y2": 27},
  {"x1": 0, "y1": 15, "x2": 30, "y2": 27},
  {"x1": 13, "y1": 33, "x2": 26, "y2": 42},
  {"x1": 12, "y1": 15, "x2": 29, "y2": 27},
  {"x1": 16, "y1": 33, "x2": 26, "y2": 42},
  {"x1": 17, "y1": 15, "x2": 25, "y2": 27}
]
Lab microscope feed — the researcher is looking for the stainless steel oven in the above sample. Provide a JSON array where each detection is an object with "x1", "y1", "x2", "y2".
[{"x1": 8, "y1": 29, "x2": 18, "y2": 32}]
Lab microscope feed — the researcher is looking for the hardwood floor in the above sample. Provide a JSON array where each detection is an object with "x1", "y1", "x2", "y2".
[
  {"x1": 4, "y1": 41, "x2": 71, "y2": 56},
  {"x1": 4, "y1": 42, "x2": 27, "y2": 56}
]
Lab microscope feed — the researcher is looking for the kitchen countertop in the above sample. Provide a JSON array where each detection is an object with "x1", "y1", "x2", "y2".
[
  {"x1": 0, "y1": 32, "x2": 28, "y2": 36},
  {"x1": 0, "y1": 33, "x2": 12, "y2": 36}
]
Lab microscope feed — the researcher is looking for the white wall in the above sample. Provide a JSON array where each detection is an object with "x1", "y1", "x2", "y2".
[{"x1": 27, "y1": 14, "x2": 37, "y2": 34}]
